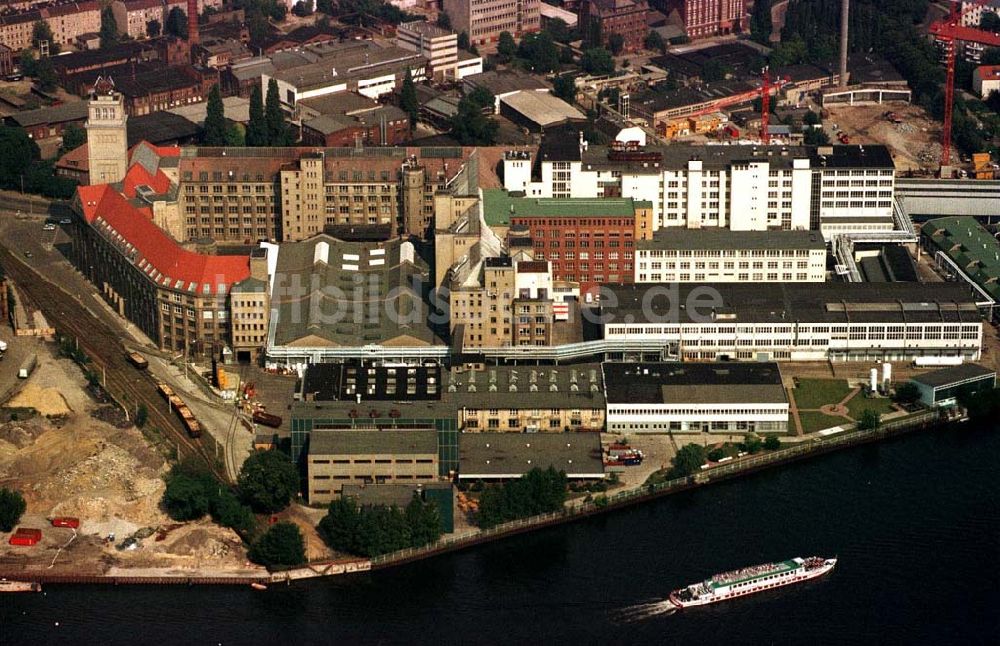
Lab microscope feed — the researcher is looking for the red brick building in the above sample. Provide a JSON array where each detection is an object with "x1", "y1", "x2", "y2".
[
  {"x1": 579, "y1": 0, "x2": 649, "y2": 53},
  {"x1": 301, "y1": 106, "x2": 410, "y2": 148},
  {"x1": 654, "y1": 0, "x2": 746, "y2": 40},
  {"x1": 512, "y1": 214, "x2": 636, "y2": 298}
]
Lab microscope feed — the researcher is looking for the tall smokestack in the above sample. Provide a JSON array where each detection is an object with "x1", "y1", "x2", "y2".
[
  {"x1": 838, "y1": 0, "x2": 849, "y2": 88},
  {"x1": 187, "y1": 0, "x2": 199, "y2": 47}
]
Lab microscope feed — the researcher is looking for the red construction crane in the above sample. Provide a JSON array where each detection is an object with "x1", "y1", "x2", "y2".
[
  {"x1": 659, "y1": 69, "x2": 789, "y2": 141},
  {"x1": 928, "y1": 0, "x2": 1000, "y2": 168}
]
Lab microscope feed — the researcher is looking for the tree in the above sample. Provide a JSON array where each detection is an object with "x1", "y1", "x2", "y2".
[
  {"x1": 580, "y1": 48, "x2": 614, "y2": 75},
  {"x1": 518, "y1": 32, "x2": 560, "y2": 73},
  {"x1": 292, "y1": 0, "x2": 313, "y2": 17},
  {"x1": 982, "y1": 12, "x2": 1000, "y2": 32},
  {"x1": 644, "y1": 30, "x2": 665, "y2": 53},
  {"x1": 203, "y1": 84, "x2": 227, "y2": 146},
  {"x1": 317, "y1": 497, "x2": 362, "y2": 554},
  {"x1": 497, "y1": 31, "x2": 517, "y2": 64},
  {"x1": 607, "y1": 32, "x2": 625, "y2": 56},
  {"x1": 545, "y1": 18, "x2": 572, "y2": 44},
  {"x1": 265, "y1": 78, "x2": 289, "y2": 146},
  {"x1": 552, "y1": 74, "x2": 576, "y2": 103},
  {"x1": 211, "y1": 488, "x2": 257, "y2": 537},
  {"x1": 34, "y1": 57, "x2": 57, "y2": 92},
  {"x1": 858, "y1": 409, "x2": 881, "y2": 431},
  {"x1": 246, "y1": 83, "x2": 267, "y2": 146},
  {"x1": 769, "y1": 38, "x2": 808, "y2": 66},
  {"x1": 237, "y1": 449, "x2": 299, "y2": 513},
  {"x1": 165, "y1": 7, "x2": 188, "y2": 39},
  {"x1": 224, "y1": 122, "x2": 245, "y2": 147},
  {"x1": 458, "y1": 31, "x2": 470, "y2": 51},
  {"x1": 804, "y1": 128, "x2": 831, "y2": 145},
  {"x1": 248, "y1": 521, "x2": 306, "y2": 569},
  {"x1": 450, "y1": 92, "x2": 497, "y2": 145},
  {"x1": 893, "y1": 382, "x2": 921, "y2": 405},
  {"x1": 750, "y1": 0, "x2": 773, "y2": 45},
  {"x1": 32, "y1": 20, "x2": 60, "y2": 55},
  {"x1": 18, "y1": 49, "x2": 38, "y2": 77},
  {"x1": 59, "y1": 124, "x2": 86, "y2": 156},
  {"x1": 135, "y1": 403, "x2": 149, "y2": 428},
  {"x1": 405, "y1": 494, "x2": 442, "y2": 548},
  {"x1": 701, "y1": 59, "x2": 730, "y2": 82},
  {"x1": 147, "y1": 19, "x2": 162, "y2": 38},
  {"x1": 764, "y1": 435, "x2": 782, "y2": 451},
  {"x1": 0, "y1": 126, "x2": 41, "y2": 190},
  {"x1": 668, "y1": 443, "x2": 707, "y2": 478},
  {"x1": 400, "y1": 68, "x2": 419, "y2": 134},
  {"x1": 804, "y1": 110, "x2": 822, "y2": 126},
  {"x1": 0, "y1": 487, "x2": 26, "y2": 532},
  {"x1": 162, "y1": 472, "x2": 213, "y2": 521},
  {"x1": 436, "y1": 11, "x2": 451, "y2": 30},
  {"x1": 100, "y1": 7, "x2": 119, "y2": 49},
  {"x1": 476, "y1": 467, "x2": 567, "y2": 529}
]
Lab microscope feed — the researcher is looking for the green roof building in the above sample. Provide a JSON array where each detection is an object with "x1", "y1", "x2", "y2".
[{"x1": 921, "y1": 217, "x2": 1000, "y2": 304}]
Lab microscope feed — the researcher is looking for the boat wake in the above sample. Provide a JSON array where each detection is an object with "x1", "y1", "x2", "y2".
[{"x1": 613, "y1": 599, "x2": 677, "y2": 623}]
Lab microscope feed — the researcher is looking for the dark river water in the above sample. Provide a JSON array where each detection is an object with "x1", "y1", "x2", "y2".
[{"x1": 3, "y1": 426, "x2": 998, "y2": 645}]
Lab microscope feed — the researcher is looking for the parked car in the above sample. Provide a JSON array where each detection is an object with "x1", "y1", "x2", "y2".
[{"x1": 42, "y1": 223, "x2": 56, "y2": 231}]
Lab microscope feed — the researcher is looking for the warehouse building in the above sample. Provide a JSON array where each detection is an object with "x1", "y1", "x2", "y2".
[
  {"x1": 908, "y1": 364, "x2": 997, "y2": 409},
  {"x1": 604, "y1": 362, "x2": 790, "y2": 434},
  {"x1": 600, "y1": 282, "x2": 984, "y2": 363},
  {"x1": 458, "y1": 433, "x2": 605, "y2": 481},
  {"x1": 306, "y1": 429, "x2": 440, "y2": 501},
  {"x1": 634, "y1": 229, "x2": 827, "y2": 283}
]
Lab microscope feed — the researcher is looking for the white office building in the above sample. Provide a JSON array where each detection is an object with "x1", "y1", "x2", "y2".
[
  {"x1": 600, "y1": 283, "x2": 983, "y2": 363},
  {"x1": 502, "y1": 141, "x2": 896, "y2": 238},
  {"x1": 603, "y1": 362, "x2": 790, "y2": 434},
  {"x1": 396, "y1": 21, "x2": 483, "y2": 81},
  {"x1": 634, "y1": 229, "x2": 827, "y2": 283}
]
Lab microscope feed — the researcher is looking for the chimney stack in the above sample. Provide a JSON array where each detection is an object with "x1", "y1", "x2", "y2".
[
  {"x1": 838, "y1": 0, "x2": 849, "y2": 88},
  {"x1": 187, "y1": 0, "x2": 199, "y2": 47}
]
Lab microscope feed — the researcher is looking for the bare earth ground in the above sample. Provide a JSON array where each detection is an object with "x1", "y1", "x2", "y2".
[
  {"x1": 0, "y1": 340, "x2": 252, "y2": 576},
  {"x1": 824, "y1": 103, "x2": 943, "y2": 172}
]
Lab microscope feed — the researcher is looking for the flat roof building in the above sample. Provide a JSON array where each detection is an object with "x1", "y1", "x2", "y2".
[
  {"x1": 458, "y1": 433, "x2": 605, "y2": 481},
  {"x1": 498, "y1": 91, "x2": 587, "y2": 132},
  {"x1": 634, "y1": 229, "x2": 827, "y2": 283},
  {"x1": 600, "y1": 282, "x2": 984, "y2": 363},
  {"x1": 307, "y1": 428, "x2": 440, "y2": 501},
  {"x1": 909, "y1": 364, "x2": 997, "y2": 408},
  {"x1": 604, "y1": 362, "x2": 789, "y2": 434},
  {"x1": 921, "y1": 216, "x2": 1000, "y2": 311}
]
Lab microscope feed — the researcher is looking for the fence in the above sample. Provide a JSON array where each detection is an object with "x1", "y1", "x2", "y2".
[{"x1": 369, "y1": 410, "x2": 940, "y2": 568}]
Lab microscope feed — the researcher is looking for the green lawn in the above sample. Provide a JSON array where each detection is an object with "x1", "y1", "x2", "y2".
[
  {"x1": 792, "y1": 379, "x2": 853, "y2": 410},
  {"x1": 797, "y1": 411, "x2": 850, "y2": 434},
  {"x1": 845, "y1": 395, "x2": 897, "y2": 421}
]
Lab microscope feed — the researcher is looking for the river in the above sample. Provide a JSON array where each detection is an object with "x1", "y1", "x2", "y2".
[{"x1": 3, "y1": 426, "x2": 998, "y2": 645}]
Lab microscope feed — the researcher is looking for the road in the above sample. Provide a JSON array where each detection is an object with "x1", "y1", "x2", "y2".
[{"x1": 0, "y1": 207, "x2": 231, "y2": 481}]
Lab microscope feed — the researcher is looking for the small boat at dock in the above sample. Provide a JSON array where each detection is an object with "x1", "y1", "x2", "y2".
[{"x1": 0, "y1": 578, "x2": 42, "y2": 593}]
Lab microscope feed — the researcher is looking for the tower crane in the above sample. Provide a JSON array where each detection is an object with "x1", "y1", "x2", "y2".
[{"x1": 928, "y1": 0, "x2": 1000, "y2": 168}]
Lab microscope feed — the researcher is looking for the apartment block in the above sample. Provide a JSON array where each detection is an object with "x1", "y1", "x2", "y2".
[
  {"x1": 634, "y1": 229, "x2": 827, "y2": 283},
  {"x1": 0, "y1": 1, "x2": 101, "y2": 51},
  {"x1": 442, "y1": 0, "x2": 541, "y2": 46},
  {"x1": 229, "y1": 248, "x2": 270, "y2": 363}
]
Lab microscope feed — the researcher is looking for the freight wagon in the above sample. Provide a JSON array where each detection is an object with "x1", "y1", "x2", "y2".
[
  {"x1": 126, "y1": 351, "x2": 149, "y2": 369},
  {"x1": 252, "y1": 410, "x2": 283, "y2": 428}
]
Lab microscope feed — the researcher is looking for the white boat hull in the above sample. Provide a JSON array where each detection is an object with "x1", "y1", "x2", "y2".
[{"x1": 669, "y1": 558, "x2": 836, "y2": 608}]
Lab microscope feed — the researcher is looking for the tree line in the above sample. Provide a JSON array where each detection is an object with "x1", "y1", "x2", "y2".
[
  {"x1": 317, "y1": 494, "x2": 442, "y2": 557},
  {"x1": 476, "y1": 466, "x2": 568, "y2": 529}
]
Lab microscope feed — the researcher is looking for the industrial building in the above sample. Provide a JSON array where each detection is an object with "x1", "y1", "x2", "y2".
[
  {"x1": 502, "y1": 140, "x2": 897, "y2": 238},
  {"x1": 457, "y1": 433, "x2": 605, "y2": 481},
  {"x1": 908, "y1": 364, "x2": 997, "y2": 409},
  {"x1": 306, "y1": 429, "x2": 440, "y2": 500},
  {"x1": 634, "y1": 229, "x2": 827, "y2": 283},
  {"x1": 921, "y1": 216, "x2": 1000, "y2": 316},
  {"x1": 604, "y1": 362, "x2": 789, "y2": 434},
  {"x1": 600, "y1": 282, "x2": 984, "y2": 363}
]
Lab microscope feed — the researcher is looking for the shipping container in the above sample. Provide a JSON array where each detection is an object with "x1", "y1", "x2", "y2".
[
  {"x1": 252, "y1": 410, "x2": 283, "y2": 428},
  {"x1": 9, "y1": 528, "x2": 42, "y2": 546},
  {"x1": 126, "y1": 351, "x2": 149, "y2": 370},
  {"x1": 51, "y1": 517, "x2": 80, "y2": 529}
]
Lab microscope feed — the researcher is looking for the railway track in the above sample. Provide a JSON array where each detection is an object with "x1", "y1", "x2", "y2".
[{"x1": 0, "y1": 246, "x2": 227, "y2": 481}]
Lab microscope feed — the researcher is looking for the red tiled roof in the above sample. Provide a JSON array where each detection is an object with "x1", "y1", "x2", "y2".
[{"x1": 77, "y1": 184, "x2": 250, "y2": 294}]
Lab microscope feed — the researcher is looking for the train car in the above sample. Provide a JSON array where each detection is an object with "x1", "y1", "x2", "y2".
[
  {"x1": 157, "y1": 382, "x2": 175, "y2": 399},
  {"x1": 126, "y1": 351, "x2": 149, "y2": 370},
  {"x1": 175, "y1": 405, "x2": 202, "y2": 438},
  {"x1": 252, "y1": 410, "x2": 283, "y2": 428}
]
